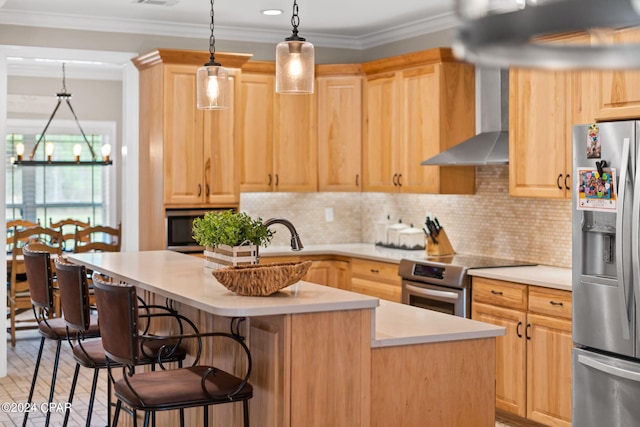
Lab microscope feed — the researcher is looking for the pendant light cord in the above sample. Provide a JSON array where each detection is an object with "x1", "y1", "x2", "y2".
[
  {"x1": 286, "y1": 0, "x2": 305, "y2": 41},
  {"x1": 205, "y1": 0, "x2": 220, "y2": 66}
]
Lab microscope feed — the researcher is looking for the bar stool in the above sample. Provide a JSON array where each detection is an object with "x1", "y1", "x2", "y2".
[
  {"x1": 55, "y1": 259, "x2": 188, "y2": 427},
  {"x1": 21, "y1": 244, "x2": 100, "y2": 427},
  {"x1": 92, "y1": 273, "x2": 253, "y2": 427}
]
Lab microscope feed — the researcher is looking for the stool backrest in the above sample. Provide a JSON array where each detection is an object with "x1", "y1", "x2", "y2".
[
  {"x1": 55, "y1": 258, "x2": 91, "y2": 332},
  {"x1": 22, "y1": 244, "x2": 55, "y2": 310}
]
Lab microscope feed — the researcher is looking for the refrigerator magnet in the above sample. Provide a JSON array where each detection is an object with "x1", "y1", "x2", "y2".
[
  {"x1": 587, "y1": 123, "x2": 601, "y2": 159},
  {"x1": 577, "y1": 167, "x2": 617, "y2": 211}
]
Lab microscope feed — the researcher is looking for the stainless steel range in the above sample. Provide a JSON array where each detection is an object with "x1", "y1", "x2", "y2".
[{"x1": 398, "y1": 255, "x2": 535, "y2": 318}]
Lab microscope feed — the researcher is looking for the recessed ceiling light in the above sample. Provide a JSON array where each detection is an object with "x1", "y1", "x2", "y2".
[{"x1": 262, "y1": 9, "x2": 283, "y2": 16}]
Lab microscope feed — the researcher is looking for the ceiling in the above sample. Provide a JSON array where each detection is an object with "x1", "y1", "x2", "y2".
[{"x1": 0, "y1": 0, "x2": 459, "y2": 50}]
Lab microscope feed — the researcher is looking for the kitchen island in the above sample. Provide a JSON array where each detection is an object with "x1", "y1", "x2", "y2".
[{"x1": 69, "y1": 250, "x2": 504, "y2": 427}]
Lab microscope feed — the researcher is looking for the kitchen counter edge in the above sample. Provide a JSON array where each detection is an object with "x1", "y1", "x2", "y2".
[{"x1": 468, "y1": 265, "x2": 572, "y2": 291}]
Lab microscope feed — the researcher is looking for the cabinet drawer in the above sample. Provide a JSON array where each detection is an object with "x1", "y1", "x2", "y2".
[
  {"x1": 351, "y1": 258, "x2": 399, "y2": 283},
  {"x1": 351, "y1": 277, "x2": 401, "y2": 303},
  {"x1": 528, "y1": 286, "x2": 572, "y2": 319},
  {"x1": 472, "y1": 277, "x2": 527, "y2": 310}
]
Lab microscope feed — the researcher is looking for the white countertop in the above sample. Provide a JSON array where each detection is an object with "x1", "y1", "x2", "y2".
[
  {"x1": 69, "y1": 250, "x2": 505, "y2": 347},
  {"x1": 468, "y1": 265, "x2": 572, "y2": 291},
  {"x1": 260, "y1": 243, "x2": 425, "y2": 264},
  {"x1": 372, "y1": 300, "x2": 505, "y2": 348},
  {"x1": 69, "y1": 250, "x2": 379, "y2": 317}
]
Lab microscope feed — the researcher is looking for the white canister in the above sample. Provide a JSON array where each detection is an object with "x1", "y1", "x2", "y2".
[
  {"x1": 386, "y1": 222, "x2": 409, "y2": 246},
  {"x1": 398, "y1": 227, "x2": 426, "y2": 249}
]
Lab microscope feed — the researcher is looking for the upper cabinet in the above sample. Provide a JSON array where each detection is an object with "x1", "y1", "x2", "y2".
[
  {"x1": 132, "y1": 49, "x2": 251, "y2": 250},
  {"x1": 239, "y1": 61, "x2": 317, "y2": 192},
  {"x1": 316, "y1": 65, "x2": 364, "y2": 192},
  {"x1": 509, "y1": 67, "x2": 570, "y2": 198},
  {"x1": 596, "y1": 27, "x2": 640, "y2": 120},
  {"x1": 133, "y1": 49, "x2": 251, "y2": 208},
  {"x1": 362, "y1": 49, "x2": 476, "y2": 194}
]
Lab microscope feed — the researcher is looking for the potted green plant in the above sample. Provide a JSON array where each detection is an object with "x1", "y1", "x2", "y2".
[{"x1": 192, "y1": 210, "x2": 274, "y2": 269}]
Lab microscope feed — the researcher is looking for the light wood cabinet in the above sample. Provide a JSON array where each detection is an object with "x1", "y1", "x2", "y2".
[
  {"x1": 260, "y1": 255, "x2": 351, "y2": 290},
  {"x1": 317, "y1": 65, "x2": 363, "y2": 192},
  {"x1": 509, "y1": 33, "x2": 600, "y2": 199},
  {"x1": 239, "y1": 62, "x2": 317, "y2": 193},
  {"x1": 472, "y1": 277, "x2": 572, "y2": 427},
  {"x1": 350, "y1": 258, "x2": 401, "y2": 302},
  {"x1": 132, "y1": 49, "x2": 252, "y2": 250},
  {"x1": 362, "y1": 48, "x2": 476, "y2": 194}
]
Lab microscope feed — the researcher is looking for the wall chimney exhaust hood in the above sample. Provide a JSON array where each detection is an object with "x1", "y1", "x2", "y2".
[{"x1": 422, "y1": 67, "x2": 508, "y2": 166}]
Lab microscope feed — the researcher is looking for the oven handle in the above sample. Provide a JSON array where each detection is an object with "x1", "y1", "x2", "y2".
[{"x1": 404, "y1": 283, "x2": 460, "y2": 302}]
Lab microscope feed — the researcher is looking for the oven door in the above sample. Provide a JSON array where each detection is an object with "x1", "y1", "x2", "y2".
[{"x1": 402, "y1": 281, "x2": 469, "y2": 318}]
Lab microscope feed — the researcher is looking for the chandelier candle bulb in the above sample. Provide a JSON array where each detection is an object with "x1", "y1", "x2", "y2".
[
  {"x1": 101, "y1": 143, "x2": 111, "y2": 162},
  {"x1": 45, "y1": 142, "x2": 54, "y2": 162},
  {"x1": 15, "y1": 143, "x2": 24, "y2": 161},
  {"x1": 73, "y1": 143, "x2": 82, "y2": 162}
]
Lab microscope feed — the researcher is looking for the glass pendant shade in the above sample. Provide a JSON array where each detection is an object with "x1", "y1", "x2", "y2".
[
  {"x1": 197, "y1": 64, "x2": 229, "y2": 109},
  {"x1": 276, "y1": 40, "x2": 314, "y2": 94}
]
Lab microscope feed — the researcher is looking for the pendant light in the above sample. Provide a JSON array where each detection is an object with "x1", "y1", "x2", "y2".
[
  {"x1": 276, "y1": 0, "x2": 314, "y2": 94},
  {"x1": 196, "y1": 0, "x2": 229, "y2": 109}
]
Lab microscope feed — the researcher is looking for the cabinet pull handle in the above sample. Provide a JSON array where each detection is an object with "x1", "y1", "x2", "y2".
[
  {"x1": 370, "y1": 269, "x2": 379, "y2": 273},
  {"x1": 356, "y1": 174, "x2": 359, "y2": 186},
  {"x1": 565, "y1": 174, "x2": 571, "y2": 190},
  {"x1": 397, "y1": 174, "x2": 402, "y2": 186},
  {"x1": 268, "y1": 174, "x2": 272, "y2": 186},
  {"x1": 549, "y1": 300, "x2": 564, "y2": 306},
  {"x1": 275, "y1": 174, "x2": 279, "y2": 186},
  {"x1": 490, "y1": 290, "x2": 503, "y2": 295},
  {"x1": 516, "y1": 321, "x2": 523, "y2": 338},
  {"x1": 557, "y1": 174, "x2": 563, "y2": 190},
  {"x1": 197, "y1": 184, "x2": 202, "y2": 197},
  {"x1": 526, "y1": 323, "x2": 531, "y2": 340},
  {"x1": 392, "y1": 173, "x2": 398, "y2": 186},
  {"x1": 205, "y1": 184, "x2": 210, "y2": 197}
]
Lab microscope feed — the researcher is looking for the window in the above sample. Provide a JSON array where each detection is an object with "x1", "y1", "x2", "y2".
[{"x1": 5, "y1": 119, "x2": 116, "y2": 227}]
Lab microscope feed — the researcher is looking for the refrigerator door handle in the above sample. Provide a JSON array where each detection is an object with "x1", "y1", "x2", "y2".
[
  {"x1": 634, "y1": 134, "x2": 640, "y2": 345},
  {"x1": 617, "y1": 137, "x2": 632, "y2": 340},
  {"x1": 578, "y1": 354, "x2": 640, "y2": 382}
]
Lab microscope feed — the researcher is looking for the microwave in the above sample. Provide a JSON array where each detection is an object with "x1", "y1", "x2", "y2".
[{"x1": 165, "y1": 208, "x2": 235, "y2": 253}]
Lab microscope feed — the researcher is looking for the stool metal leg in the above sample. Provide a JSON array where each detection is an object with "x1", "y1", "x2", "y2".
[
  {"x1": 44, "y1": 340, "x2": 63, "y2": 426},
  {"x1": 63, "y1": 363, "x2": 81, "y2": 426},
  {"x1": 22, "y1": 336, "x2": 45, "y2": 427}
]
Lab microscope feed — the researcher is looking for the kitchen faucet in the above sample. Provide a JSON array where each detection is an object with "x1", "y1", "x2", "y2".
[{"x1": 263, "y1": 218, "x2": 303, "y2": 251}]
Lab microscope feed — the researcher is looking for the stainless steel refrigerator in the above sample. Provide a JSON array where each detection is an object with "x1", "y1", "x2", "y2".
[{"x1": 573, "y1": 120, "x2": 640, "y2": 427}]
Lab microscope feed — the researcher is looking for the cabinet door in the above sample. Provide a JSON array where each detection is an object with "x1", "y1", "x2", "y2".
[
  {"x1": 238, "y1": 73, "x2": 274, "y2": 192},
  {"x1": 526, "y1": 313, "x2": 572, "y2": 427},
  {"x1": 597, "y1": 28, "x2": 640, "y2": 120},
  {"x1": 317, "y1": 76, "x2": 362, "y2": 192},
  {"x1": 472, "y1": 302, "x2": 527, "y2": 418},
  {"x1": 304, "y1": 259, "x2": 350, "y2": 290},
  {"x1": 509, "y1": 68, "x2": 569, "y2": 198},
  {"x1": 163, "y1": 64, "x2": 205, "y2": 206},
  {"x1": 398, "y1": 65, "x2": 440, "y2": 193},
  {"x1": 363, "y1": 73, "x2": 399, "y2": 192},
  {"x1": 203, "y1": 70, "x2": 239, "y2": 205},
  {"x1": 273, "y1": 92, "x2": 318, "y2": 192}
]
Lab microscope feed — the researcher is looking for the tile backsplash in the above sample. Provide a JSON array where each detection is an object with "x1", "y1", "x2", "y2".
[{"x1": 241, "y1": 165, "x2": 572, "y2": 268}]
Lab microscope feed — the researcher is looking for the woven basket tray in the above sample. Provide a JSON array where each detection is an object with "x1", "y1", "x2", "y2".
[{"x1": 212, "y1": 260, "x2": 312, "y2": 296}]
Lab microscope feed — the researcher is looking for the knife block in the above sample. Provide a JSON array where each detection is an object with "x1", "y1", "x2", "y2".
[{"x1": 426, "y1": 228, "x2": 455, "y2": 256}]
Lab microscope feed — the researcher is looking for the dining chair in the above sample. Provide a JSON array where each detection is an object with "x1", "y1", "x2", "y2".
[
  {"x1": 7, "y1": 226, "x2": 62, "y2": 347},
  {"x1": 73, "y1": 223, "x2": 121, "y2": 253},
  {"x1": 92, "y1": 273, "x2": 253, "y2": 427},
  {"x1": 49, "y1": 217, "x2": 90, "y2": 252},
  {"x1": 54, "y1": 258, "x2": 188, "y2": 427},
  {"x1": 20, "y1": 244, "x2": 100, "y2": 427}
]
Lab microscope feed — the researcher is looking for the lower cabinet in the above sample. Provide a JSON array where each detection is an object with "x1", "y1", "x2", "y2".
[
  {"x1": 350, "y1": 258, "x2": 402, "y2": 303},
  {"x1": 260, "y1": 255, "x2": 351, "y2": 290},
  {"x1": 472, "y1": 277, "x2": 572, "y2": 427}
]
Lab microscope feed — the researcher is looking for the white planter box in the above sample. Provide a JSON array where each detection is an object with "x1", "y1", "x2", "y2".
[{"x1": 204, "y1": 244, "x2": 259, "y2": 270}]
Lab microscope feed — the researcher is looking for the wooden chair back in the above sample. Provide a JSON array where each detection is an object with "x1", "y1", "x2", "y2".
[
  {"x1": 73, "y1": 224, "x2": 121, "y2": 253},
  {"x1": 49, "y1": 217, "x2": 90, "y2": 252}
]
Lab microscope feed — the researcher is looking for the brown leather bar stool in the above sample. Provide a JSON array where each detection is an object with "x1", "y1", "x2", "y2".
[
  {"x1": 55, "y1": 259, "x2": 189, "y2": 427},
  {"x1": 92, "y1": 273, "x2": 253, "y2": 427},
  {"x1": 21, "y1": 244, "x2": 100, "y2": 427}
]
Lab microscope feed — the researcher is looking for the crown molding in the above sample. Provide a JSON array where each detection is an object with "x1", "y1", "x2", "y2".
[{"x1": 0, "y1": 9, "x2": 459, "y2": 51}]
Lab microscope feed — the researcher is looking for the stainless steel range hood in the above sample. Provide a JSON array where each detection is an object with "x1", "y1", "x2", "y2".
[{"x1": 422, "y1": 67, "x2": 508, "y2": 166}]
